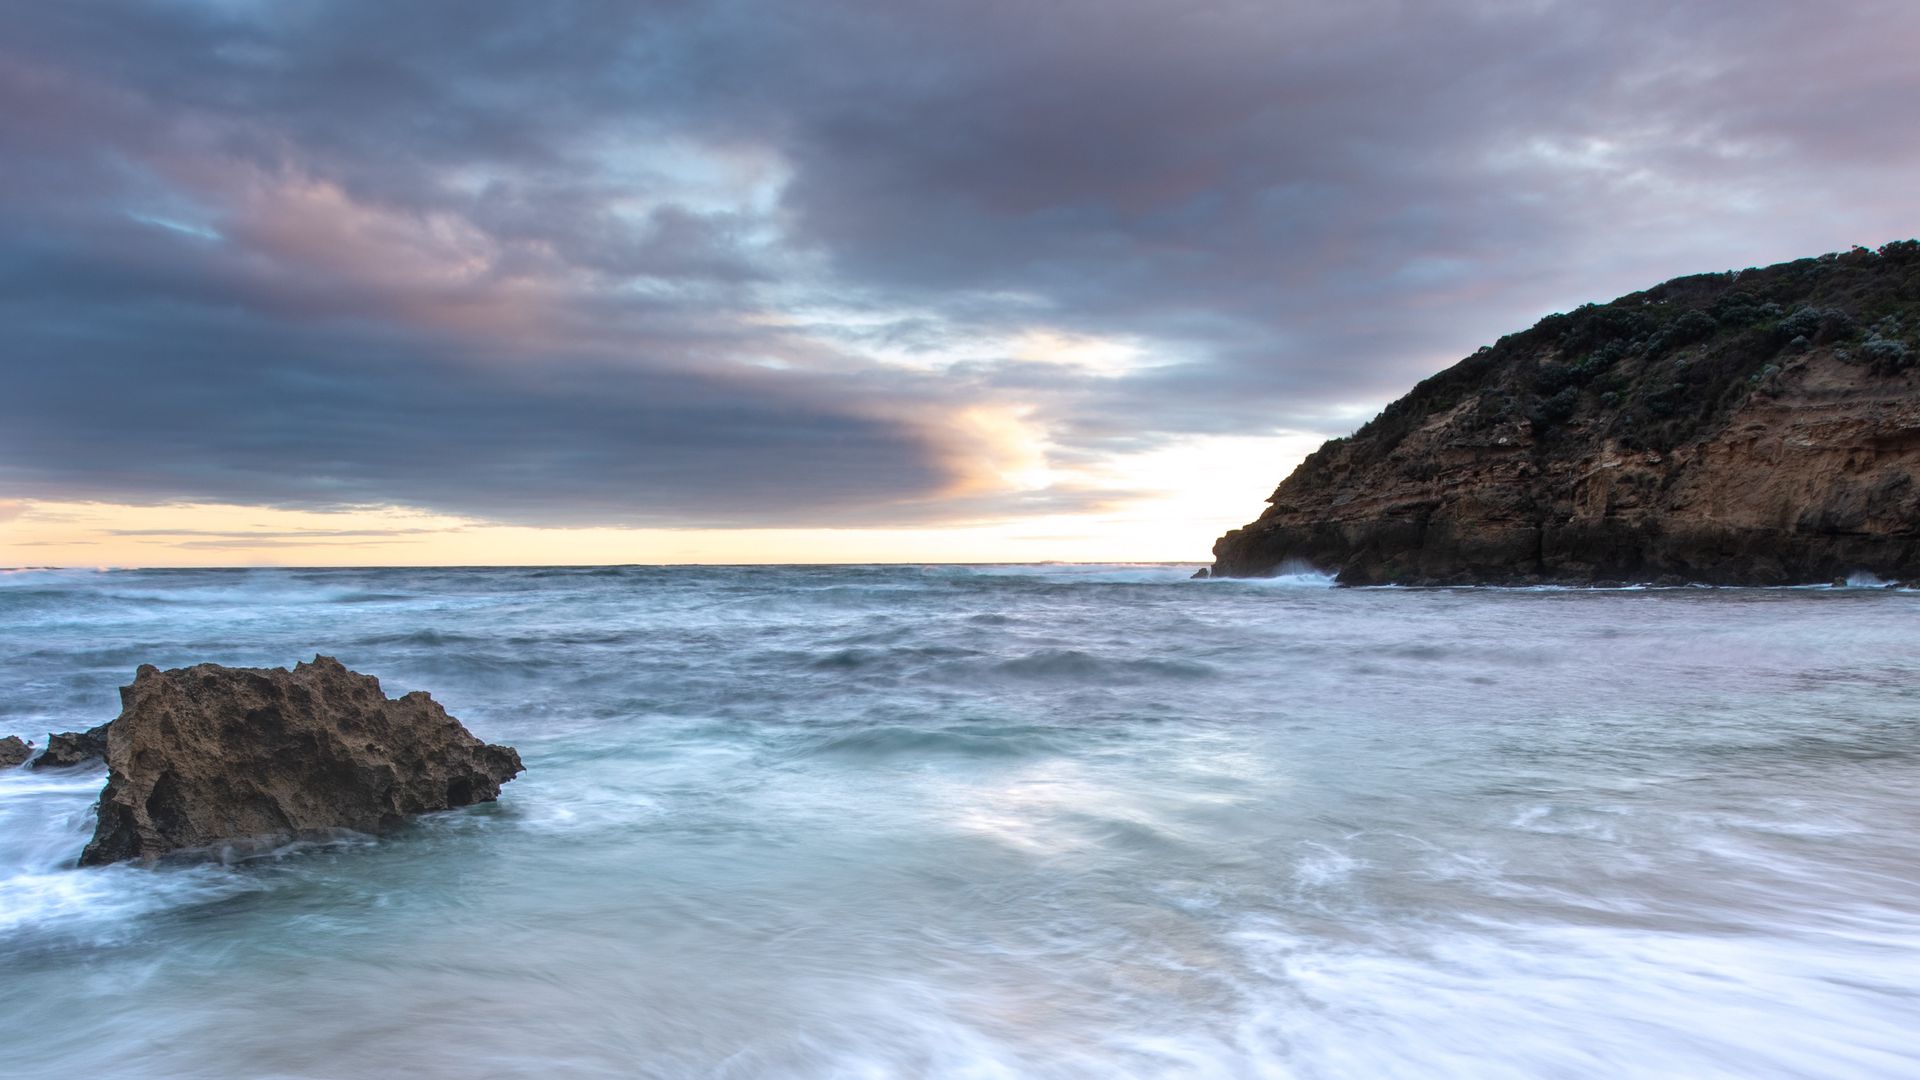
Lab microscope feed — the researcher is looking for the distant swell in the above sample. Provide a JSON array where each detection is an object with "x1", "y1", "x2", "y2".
[
  {"x1": 352, "y1": 630, "x2": 485, "y2": 647},
  {"x1": 791, "y1": 724, "x2": 1065, "y2": 760},
  {"x1": 991, "y1": 649, "x2": 1217, "y2": 682}
]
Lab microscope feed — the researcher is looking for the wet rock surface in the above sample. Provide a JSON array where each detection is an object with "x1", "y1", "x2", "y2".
[
  {"x1": 80, "y1": 656, "x2": 523, "y2": 866},
  {"x1": 32, "y1": 723, "x2": 111, "y2": 769},
  {"x1": 1212, "y1": 243, "x2": 1920, "y2": 584},
  {"x1": 0, "y1": 736, "x2": 30, "y2": 768}
]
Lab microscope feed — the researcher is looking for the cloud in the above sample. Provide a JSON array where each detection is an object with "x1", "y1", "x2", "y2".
[
  {"x1": 0, "y1": 296, "x2": 963, "y2": 526},
  {"x1": 1, "y1": 0, "x2": 1916, "y2": 529},
  {"x1": 104, "y1": 528, "x2": 449, "y2": 539}
]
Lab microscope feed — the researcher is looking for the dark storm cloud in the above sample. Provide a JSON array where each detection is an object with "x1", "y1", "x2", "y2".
[
  {"x1": 0, "y1": 278, "x2": 955, "y2": 527},
  {"x1": 1, "y1": 0, "x2": 1916, "y2": 525}
]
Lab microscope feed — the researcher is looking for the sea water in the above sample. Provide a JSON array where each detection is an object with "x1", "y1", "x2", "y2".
[{"x1": 1, "y1": 565, "x2": 1917, "y2": 1079}]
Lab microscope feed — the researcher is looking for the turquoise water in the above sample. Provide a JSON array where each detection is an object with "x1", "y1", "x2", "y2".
[{"x1": 2, "y1": 566, "x2": 1918, "y2": 1078}]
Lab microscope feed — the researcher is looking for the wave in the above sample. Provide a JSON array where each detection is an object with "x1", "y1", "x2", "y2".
[
  {"x1": 1219, "y1": 566, "x2": 1339, "y2": 588},
  {"x1": 0, "y1": 568, "x2": 113, "y2": 589},
  {"x1": 990, "y1": 648, "x2": 1217, "y2": 682},
  {"x1": 806, "y1": 645, "x2": 982, "y2": 673},
  {"x1": 790, "y1": 724, "x2": 1066, "y2": 761},
  {"x1": 0, "y1": 863, "x2": 268, "y2": 952},
  {"x1": 351, "y1": 629, "x2": 487, "y2": 647}
]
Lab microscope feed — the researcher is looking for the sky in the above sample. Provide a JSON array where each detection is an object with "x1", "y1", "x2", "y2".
[{"x1": 3, "y1": 0, "x2": 1917, "y2": 567}]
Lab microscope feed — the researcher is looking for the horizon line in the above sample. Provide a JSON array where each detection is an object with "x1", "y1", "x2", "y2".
[{"x1": 2, "y1": 560, "x2": 1211, "y2": 572}]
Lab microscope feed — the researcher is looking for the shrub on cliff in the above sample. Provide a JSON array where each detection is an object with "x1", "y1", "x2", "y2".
[
  {"x1": 1531, "y1": 386, "x2": 1580, "y2": 428},
  {"x1": 1777, "y1": 306, "x2": 1857, "y2": 346},
  {"x1": 1645, "y1": 309, "x2": 1719, "y2": 356},
  {"x1": 1863, "y1": 334, "x2": 1913, "y2": 373}
]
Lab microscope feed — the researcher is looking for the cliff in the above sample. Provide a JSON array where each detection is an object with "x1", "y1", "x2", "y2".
[{"x1": 1211, "y1": 242, "x2": 1920, "y2": 585}]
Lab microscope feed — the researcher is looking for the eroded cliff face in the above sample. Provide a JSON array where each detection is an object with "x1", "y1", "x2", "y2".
[{"x1": 1212, "y1": 243, "x2": 1920, "y2": 585}]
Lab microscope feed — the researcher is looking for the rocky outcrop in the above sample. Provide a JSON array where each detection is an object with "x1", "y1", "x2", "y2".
[
  {"x1": 32, "y1": 723, "x2": 110, "y2": 768},
  {"x1": 80, "y1": 656, "x2": 523, "y2": 866},
  {"x1": 1212, "y1": 242, "x2": 1920, "y2": 585},
  {"x1": 0, "y1": 736, "x2": 30, "y2": 768}
]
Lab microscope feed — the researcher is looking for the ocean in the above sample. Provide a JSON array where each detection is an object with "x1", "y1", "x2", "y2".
[{"x1": 1, "y1": 565, "x2": 1917, "y2": 1078}]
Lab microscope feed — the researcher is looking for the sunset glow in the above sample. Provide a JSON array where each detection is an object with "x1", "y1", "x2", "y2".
[{"x1": 0, "y1": 433, "x2": 1317, "y2": 566}]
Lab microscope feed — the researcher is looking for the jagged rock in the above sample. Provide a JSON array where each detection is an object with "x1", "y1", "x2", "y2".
[
  {"x1": 1212, "y1": 242, "x2": 1920, "y2": 585},
  {"x1": 79, "y1": 656, "x2": 523, "y2": 866},
  {"x1": 33, "y1": 723, "x2": 111, "y2": 768},
  {"x1": 0, "y1": 736, "x2": 31, "y2": 768},
  {"x1": 1190, "y1": 567, "x2": 1210, "y2": 579}
]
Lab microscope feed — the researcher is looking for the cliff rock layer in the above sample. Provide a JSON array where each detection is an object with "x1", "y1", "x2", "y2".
[
  {"x1": 1212, "y1": 243, "x2": 1920, "y2": 585},
  {"x1": 80, "y1": 656, "x2": 523, "y2": 866}
]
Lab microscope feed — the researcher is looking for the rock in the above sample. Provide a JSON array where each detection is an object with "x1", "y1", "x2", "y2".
[
  {"x1": 1190, "y1": 566, "x2": 1210, "y2": 579},
  {"x1": 1211, "y1": 242, "x2": 1920, "y2": 585},
  {"x1": 32, "y1": 723, "x2": 111, "y2": 768},
  {"x1": 0, "y1": 736, "x2": 31, "y2": 768},
  {"x1": 79, "y1": 656, "x2": 523, "y2": 866}
]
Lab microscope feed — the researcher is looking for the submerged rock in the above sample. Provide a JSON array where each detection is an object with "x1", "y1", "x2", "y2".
[
  {"x1": 0, "y1": 736, "x2": 30, "y2": 768},
  {"x1": 1211, "y1": 242, "x2": 1920, "y2": 585},
  {"x1": 79, "y1": 656, "x2": 523, "y2": 866},
  {"x1": 33, "y1": 723, "x2": 111, "y2": 768}
]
